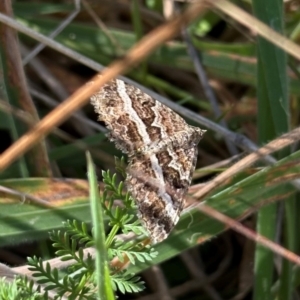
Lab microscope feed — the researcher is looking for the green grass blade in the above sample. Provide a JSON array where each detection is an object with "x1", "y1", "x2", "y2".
[
  {"x1": 0, "y1": 201, "x2": 91, "y2": 246},
  {"x1": 252, "y1": 0, "x2": 292, "y2": 299},
  {"x1": 127, "y1": 151, "x2": 300, "y2": 274},
  {"x1": 87, "y1": 152, "x2": 115, "y2": 300},
  {"x1": 0, "y1": 178, "x2": 94, "y2": 246},
  {"x1": 17, "y1": 17, "x2": 300, "y2": 96},
  {"x1": 131, "y1": 0, "x2": 148, "y2": 78}
]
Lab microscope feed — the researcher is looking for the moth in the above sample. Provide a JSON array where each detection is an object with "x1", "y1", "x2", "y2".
[{"x1": 91, "y1": 78, "x2": 205, "y2": 243}]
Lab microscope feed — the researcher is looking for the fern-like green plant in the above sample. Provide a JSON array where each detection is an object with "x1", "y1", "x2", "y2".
[
  {"x1": 111, "y1": 271, "x2": 145, "y2": 294},
  {"x1": 108, "y1": 239, "x2": 157, "y2": 265},
  {"x1": 12, "y1": 158, "x2": 158, "y2": 299},
  {"x1": 0, "y1": 277, "x2": 48, "y2": 300}
]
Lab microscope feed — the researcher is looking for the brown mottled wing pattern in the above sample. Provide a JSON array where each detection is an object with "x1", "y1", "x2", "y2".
[
  {"x1": 91, "y1": 78, "x2": 206, "y2": 243},
  {"x1": 126, "y1": 146, "x2": 199, "y2": 243}
]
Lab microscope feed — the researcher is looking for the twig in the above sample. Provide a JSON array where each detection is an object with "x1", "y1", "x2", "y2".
[
  {"x1": 22, "y1": 0, "x2": 81, "y2": 65},
  {"x1": 0, "y1": 1, "x2": 209, "y2": 170},
  {"x1": 181, "y1": 27, "x2": 238, "y2": 155}
]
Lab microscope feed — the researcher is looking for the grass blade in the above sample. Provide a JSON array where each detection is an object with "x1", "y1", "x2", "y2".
[
  {"x1": 252, "y1": 0, "x2": 292, "y2": 299},
  {"x1": 87, "y1": 152, "x2": 115, "y2": 300}
]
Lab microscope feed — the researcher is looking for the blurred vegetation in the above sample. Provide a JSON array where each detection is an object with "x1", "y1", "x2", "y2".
[{"x1": 0, "y1": 0, "x2": 300, "y2": 299}]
